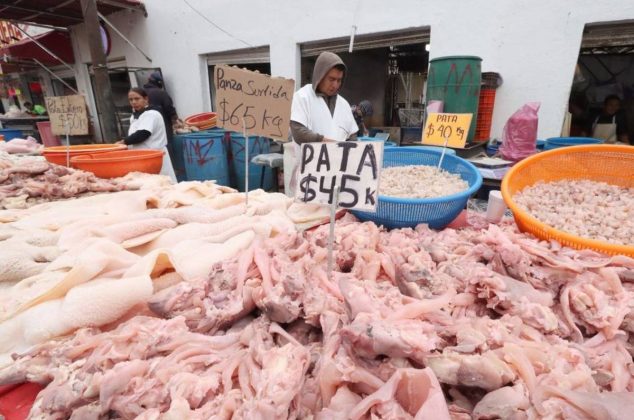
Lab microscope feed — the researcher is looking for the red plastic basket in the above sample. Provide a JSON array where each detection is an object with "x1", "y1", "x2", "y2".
[
  {"x1": 184, "y1": 112, "x2": 217, "y2": 130},
  {"x1": 475, "y1": 89, "x2": 496, "y2": 141}
]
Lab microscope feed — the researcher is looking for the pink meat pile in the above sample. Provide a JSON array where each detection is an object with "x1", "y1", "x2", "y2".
[
  {"x1": 3, "y1": 214, "x2": 634, "y2": 419},
  {"x1": 0, "y1": 158, "x2": 126, "y2": 209},
  {"x1": 0, "y1": 137, "x2": 43, "y2": 154}
]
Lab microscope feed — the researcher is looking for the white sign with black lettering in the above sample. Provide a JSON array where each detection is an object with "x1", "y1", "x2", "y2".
[{"x1": 296, "y1": 142, "x2": 383, "y2": 211}]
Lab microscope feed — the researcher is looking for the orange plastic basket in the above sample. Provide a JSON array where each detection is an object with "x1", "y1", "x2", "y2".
[
  {"x1": 501, "y1": 144, "x2": 634, "y2": 257},
  {"x1": 71, "y1": 149, "x2": 163, "y2": 178},
  {"x1": 42, "y1": 144, "x2": 127, "y2": 166}
]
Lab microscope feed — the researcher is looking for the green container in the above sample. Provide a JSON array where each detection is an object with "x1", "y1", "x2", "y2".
[{"x1": 426, "y1": 56, "x2": 482, "y2": 143}]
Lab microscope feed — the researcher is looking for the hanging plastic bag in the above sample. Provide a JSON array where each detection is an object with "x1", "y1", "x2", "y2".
[{"x1": 499, "y1": 102, "x2": 540, "y2": 162}]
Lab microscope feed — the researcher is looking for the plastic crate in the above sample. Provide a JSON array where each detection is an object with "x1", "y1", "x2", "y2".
[
  {"x1": 400, "y1": 127, "x2": 423, "y2": 145},
  {"x1": 475, "y1": 89, "x2": 496, "y2": 141}
]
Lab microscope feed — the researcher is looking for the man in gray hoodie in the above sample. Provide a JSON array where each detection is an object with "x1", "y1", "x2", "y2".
[{"x1": 290, "y1": 52, "x2": 358, "y2": 144}]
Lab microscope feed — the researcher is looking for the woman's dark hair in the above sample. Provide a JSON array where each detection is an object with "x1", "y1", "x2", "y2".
[
  {"x1": 604, "y1": 94, "x2": 621, "y2": 105},
  {"x1": 129, "y1": 87, "x2": 148, "y2": 98}
]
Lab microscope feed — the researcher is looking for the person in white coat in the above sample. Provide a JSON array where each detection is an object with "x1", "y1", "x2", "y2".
[
  {"x1": 290, "y1": 51, "x2": 358, "y2": 143},
  {"x1": 118, "y1": 87, "x2": 177, "y2": 182},
  {"x1": 284, "y1": 51, "x2": 358, "y2": 193},
  {"x1": 590, "y1": 95, "x2": 630, "y2": 144}
]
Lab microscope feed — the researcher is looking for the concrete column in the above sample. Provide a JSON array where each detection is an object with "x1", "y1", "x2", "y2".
[{"x1": 80, "y1": 0, "x2": 118, "y2": 142}]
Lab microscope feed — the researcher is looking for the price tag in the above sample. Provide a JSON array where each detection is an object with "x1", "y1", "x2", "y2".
[
  {"x1": 45, "y1": 95, "x2": 89, "y2": 136},
  {"x1": 296, "y1": 142, "x2": 383, "y2": 212},
  {"x1": 422, "y1": 113, "x2": 472, "y2": 148},
  {"x1": 214, "y1": 65, "x2": 294, "y2": 141}
]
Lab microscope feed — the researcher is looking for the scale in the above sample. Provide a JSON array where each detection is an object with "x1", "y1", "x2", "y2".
[
  {"x1": 468, "y1": 156, "x2": 513, "y2": 168},
  {"x1": 468, "y1": 156, "x2": 512, "y2": 181}
]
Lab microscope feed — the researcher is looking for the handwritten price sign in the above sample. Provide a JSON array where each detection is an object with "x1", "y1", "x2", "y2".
[
  {"x1": 45, "y1": 95, "x2": 89, "y2": 136},
  {"x1": 214, "y1": 65, "x2": 294, "y2": 141},
  {"x1": 422, "y1": 113, "x2": 473, "y2": 148},
  {"x1": 296, "y1": 142, "x2": 383, "y2": 211}
]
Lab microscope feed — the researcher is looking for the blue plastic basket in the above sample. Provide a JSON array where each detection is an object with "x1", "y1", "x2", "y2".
[
  {"x1": 402, "y1": 145, "x2": 456, "y2": 155},
  {"x1": 0, "y1": 129, "x2": 23, "y2": 141},
  {"x1": 358, "y1": 137, "x2": 397, "y2": 148},
  {"x1": 544, "y1": 137, "x2": 603, "y2": 150},
  {"x1": 351, "y1": 148, "x2": 482, "y2": 229}
]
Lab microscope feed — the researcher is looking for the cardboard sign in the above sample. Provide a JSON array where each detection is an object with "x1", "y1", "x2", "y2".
[
  {"x1": 214, "y1": 65, "x2": 294, "y2": 141},
  {"x1": 0, "y1": 21, "x2": 23, "y2": 46},
  {"x1": 422, "y1": 113, "x2": 472, "y2": 148},
  {"x1": 45, "y1": 95, "x2": 89, "y2": 135},
  {"x1": 296, "y1": 142, "x2": 383, "y2": 211}
]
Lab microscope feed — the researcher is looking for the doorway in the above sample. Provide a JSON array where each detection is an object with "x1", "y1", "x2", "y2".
[
  {"x1": 300, "y1": 28, "x2": 430, "y2": 143},
  {"x1": 205, "y1": 46, "x2": 271, "y2": 111},
  {"x1": 568, "y1": 21, "x2": 634, "y2": 144}
]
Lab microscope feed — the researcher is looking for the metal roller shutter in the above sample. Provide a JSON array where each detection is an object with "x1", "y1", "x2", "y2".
[
  {"x1": 206, "y1": 46, "x2": 270, "y2": 65},
  {"x1": 300, "y1": 27, "x2": 430, "y2": 57},
  {"x1": 581, "y1": 22, "x2": 634, "y2": 54}
]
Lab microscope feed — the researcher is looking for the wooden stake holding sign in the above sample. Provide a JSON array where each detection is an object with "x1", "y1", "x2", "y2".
[
  {"x1": 437, "y1": 133, "x2": 450, "y2": 170},
  {"x1": 327, "y1": 184, "x2": 341, "y2": 277},
  {"x1": 242, "y1": 119, "x2": 249, "y2": 207},
  {"x1": 65, "y1": 120, "x2": 70, "y2": 167},
  {"x1": 213, "y1": 64, "x2": 295, "y2": 206},
  {"x1": 295, "y1": 141, "x2": 384, "y2": 279}
]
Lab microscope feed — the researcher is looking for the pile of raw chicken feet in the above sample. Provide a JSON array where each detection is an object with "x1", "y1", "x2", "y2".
[{"x1": 0, "y1": 169, "x2": 633, "y2": 420}]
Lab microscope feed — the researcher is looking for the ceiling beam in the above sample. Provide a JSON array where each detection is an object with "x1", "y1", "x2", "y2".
[
  {"x1": 98, "y1": 0, "x2": 147, "y2": 16},
  {"x1": 5, "y1": 19, "x2": 69, "y2": 32},
  {"x1": 49, "y1": 0, "x2": 77, "y2": 11},
  {"x1": 0, "y1": 3, "x2": 83, "y2": 22}
]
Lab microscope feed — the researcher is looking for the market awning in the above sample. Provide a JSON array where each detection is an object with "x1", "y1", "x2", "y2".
[
  {"x1": 0, "y1": 30, "x2": 74, "y2": 66},
  {"x1": 0, "y1": 0, "x2": 146, "y2": 29}
]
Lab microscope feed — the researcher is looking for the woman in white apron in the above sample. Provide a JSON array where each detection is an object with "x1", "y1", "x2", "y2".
[
  {"x1": 119, "y1": 87, "x2": 177, "y2": 182},
  {"x1": 284, "y1": 51, "x2": 359, "y2": 195},
  {"x1": 591, "y1": 95, "x2": 629, "y2": 144}
]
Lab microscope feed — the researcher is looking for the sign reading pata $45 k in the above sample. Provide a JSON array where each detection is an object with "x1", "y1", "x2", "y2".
[
  {"x1": 45, "y1": 95, "x2": 89, "y2": 136},
  {"x1": 214, "y1": 65, "x2": 294, "y2": 141},
  {"x1": 296, "y1": 142, "x2": 383, "y2": 212}
]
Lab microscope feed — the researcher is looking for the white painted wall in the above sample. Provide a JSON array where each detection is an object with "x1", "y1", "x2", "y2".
[{"x1": 70, "y1": 0, "x2": 634, "y2": 140}]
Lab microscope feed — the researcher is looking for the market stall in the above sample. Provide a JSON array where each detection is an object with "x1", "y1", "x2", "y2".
[
  {"x1": 1, "y1": 54, "x2": 634, "y2": 420},
  {"x1": 0, "y1": 139, "x2": 632, "y2": 418},
  {"x1": 0, "y1": 115, "x2": 49, "y2": 141}
]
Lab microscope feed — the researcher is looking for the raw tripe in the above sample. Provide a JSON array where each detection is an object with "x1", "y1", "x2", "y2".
[
  {"x1": 380, "y1": 165, "x2": 468, "y2": 199},
  {"x1": 514, "y1": 179, "x2": 634, "y2": 245}
]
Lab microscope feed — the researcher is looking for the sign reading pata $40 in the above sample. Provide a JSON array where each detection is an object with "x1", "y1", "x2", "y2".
[
  {"x1": 214, "y1": 65, "x2": 294, "y2": 141},
  {"x1": 422, "y1": 112, "x2": 472, "y2": 148},
  {"x1": 296, "y1": 142, "x2": 383, "y2": 212}
]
